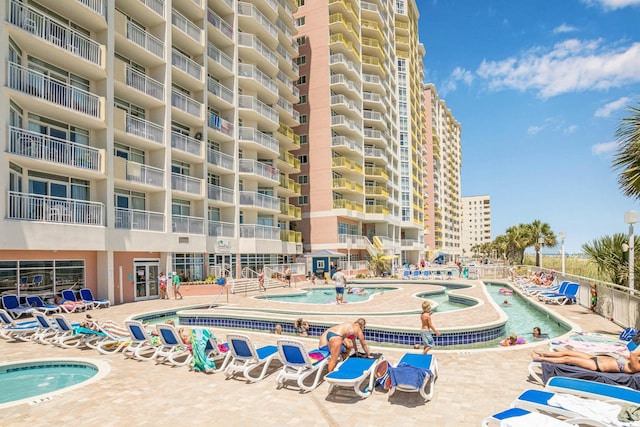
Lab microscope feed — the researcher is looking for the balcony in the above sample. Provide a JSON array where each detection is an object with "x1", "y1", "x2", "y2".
[
  {"x1": 239, "y1": 224, "x2": 280, "y2": 240},
  {"x1": 207, "y1": 76, "x2": 234, "y2": 109},
  {"x1": 171, "y1": 90, "x2": 203, "y2": 123},
  {"x1": 281, "y1": 230, "x2": 302, "y2": 243},
  {"x1": 115, "y1": 60, "x2": 164, "y2": 105},
  {"x1": 330, "y1": 73, "x2": 361, "y2": 97},
  {"x1": 207, "y1": 8, "x2": 233, "y2": 41},
  {"x1": 238, "y1": 159, "x2": 279, "y2": 184},
  {"x1": 207, "y1": 148, "x2": 234, "y2": 172},
  {"x1": 276, "y1": 124, "x2": 300, "y2": 150},
  {"x1": 277, "y1": 150, "x2": 301, "y2": 174},
  {"x1": 364, "y1": 145, "x2": 386, "y2": 161},
  {"x1": 238, "y1": 95, "x2": 278, "y2": 128},
  {"x1": 7, "y1": 0, "x2": 104, "y2": 75},
  {"x1": 8, "y1": 127, "x2": 103, "y2": 176},
  {"x1": 330, "y1": 53, "x2": 360, "y2": 81},
  {"x1": 171, "y1": 173, "x2": 203, "y2": 196},
  {"x1": 207, "y1": 184, "x2": 234, "y2": 205},
  {"x1": 172, "y1": 48, "x2": 203, "y2": 84},
  {"x1": 172, "y1": 215, "x2": 204, "y2": 234},
  {"x1": 238, "y1": 2, "x2": 278, "y2": 45},
  {"x1": 114, "y1": 158, "x2": 164, "y2": 188},
  {"x1": 208, "y1": 220, "x2": 234, "y2": 238},
  {"x1": 365, "y1": 204, "x2": 389, "y2": 215},
  {"x1": 365, "y1": 184, "x2": 389, "y2": 198},
  {"x1": 332, "y1": 199, "x2": 364, "y2": 212},
  {"x1": 115, "y1": 13, "x2": 165, "y2": 62},
  {"x1": 171, "y1": 9, "x2": 203, "y2": 49},
  {"x1": 207, "y1": 43, "x2": 233, "y2": 76},
  {"x1": 114, "y1": 108, "x2": 164, "y2": 146},
  {"x1": 239, "y1": 191, "x2": 280, "y2": 212},
  {"x1": 171, "y1": 132, "x2": 202, "y2": 158},
  {"x1": 238, "y1": 127, "x2": 279, "y2": 157},
  {"x1": 332, "y1": 156, "x2": 363, "y2": 174},
  {"x1": 331, "y1": 114, "x2": 362, "y2": 137},
  {"x1": 278, "y1": 175, "x2": 300, "y2": 196},
  {"x1": 208, "y1": 112, "x2": 234, "y2": 138},
  {"x1": 331, "y1": 135, "x2": 363, "y2": 155},
  {"x1": 8, "y1": 191, "x2": 103, "y2": 225},
  {"x1": 364, "y1": 166, "x2": 388, "y2": 181},
  {"x1": 237, "y1": 32, "x2": 278, "y2": 74},
  {"x1": 238, "y1": 64, "x2": 278, "y2": 103},
  {"x1": 331, "y1": 94, "x2": 362, "y2": 116},
  {"x1": 280, "y1": 203, "x2": 302, "y2": 220},
  {"x1": 332, "y1": 177, "x2": 363, "y2": 194},
  {"x1": 7, "y1": 62, "x2": 103, "y2": 127},
  {"x1": 115, "y1": 207, "x2": 164, "y2": 231}
]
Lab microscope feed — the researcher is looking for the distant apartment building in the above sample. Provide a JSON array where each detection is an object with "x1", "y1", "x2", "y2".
[
  {"x1": 461, "y1": 195, "x2": 492, "y2": 256},
  {"x1": 423, "y1": 83, "x2": 462, "y2": 260},
  {"x1": 0, "y1": 0, "x2": 302, "y2": 303},
  {"x1": 293, "y1": 0, "x2": 427, "y2": 268}
]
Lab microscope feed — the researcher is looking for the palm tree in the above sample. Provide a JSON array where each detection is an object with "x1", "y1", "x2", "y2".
[
  {"x1": 612, "y1": 104, "x2": 640, "y2": 199},
  {"x1": 368, "y1": 252, "x2": 389, "y2": 277},
  {"x1": 582, "y1": 233, "x2": 634, "y2": 286},
  {"x1": 526, "y1": 220, "x2": 557, "y2": 267}
]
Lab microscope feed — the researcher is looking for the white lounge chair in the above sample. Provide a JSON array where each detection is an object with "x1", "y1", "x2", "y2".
[
  {"x1": 481, "y1": 407, "x2": 587, "y2": 426},
  {"x1": 26, "y1": 295, "x2": 61, "y2": 315},
  {"x1": 1, "y1": 294, "x2": 36, "y2": 319},
  {"x1": 0, "y1": 308, "x2": 39, "y2": 341},
  {"x1": 123, "y1": 320, "x2": 160, "y2": 361},
  {"x1": 61, "y1": 289, "x2": 88, "y2": 311},
  {"x1": 155, "y1": 324, "x2": 192, "y2": 367},
  {"x1": 224, "y1": 333, "x2": 280, "y2": 382},
  {"x1": 51, "y1": 313, "x2": 98, "y2": 349},
  {"x1": 385, "y1": 353, "x2": 439, "y2": 401},
  {"x1": 79, "y1": 288, "x2": 111, "y2": 309},
  {"x1": 324, "y1": 356, "x2": 381, "y2": 398},
  {"x1": 275, "y1": 338, "x2": 330, "y2": 392},
  {"x1": 31, "y1": 312, "x2": 60, "y2": 344}
]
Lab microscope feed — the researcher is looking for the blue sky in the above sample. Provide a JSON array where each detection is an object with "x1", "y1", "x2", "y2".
[{"x1": 417, "y1": 0, "x2": 640, "y2": 253}]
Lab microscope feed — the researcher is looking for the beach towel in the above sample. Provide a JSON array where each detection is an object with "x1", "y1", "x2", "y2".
[
  {"x1": 190, "y1": 328, "x2": 217, "y2": 373},
  {"x1": 388, "y1": 362, "x2": 430, "y2": 390},
  {"x1": 541, "y1": 362, "x2": 640, "y2": 389},
  {"x1": 547, "y1": 393, "x2": 631, "y2": 426},
  {"x1": 500, "y1": 412, "x2": 577, "y2": 427}
]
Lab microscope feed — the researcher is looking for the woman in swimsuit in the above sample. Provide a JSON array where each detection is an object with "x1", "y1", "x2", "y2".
[
  {"x1": 532, "y1": 348, "x2": 640, "y2": 374},
  {"x1": 319, "y1": 318, "x2": 371, "y2": 372}
]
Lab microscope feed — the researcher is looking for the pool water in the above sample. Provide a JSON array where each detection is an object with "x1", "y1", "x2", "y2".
[
  {"x1": 255, "y1": 286, "x2": 396, "y2": 304},
  {"x1": 0, "y1": 362, "x2": 98, "y2": 404},
  {"x1": 415, "y1": 291, "x2": 473, "y2": 312}
]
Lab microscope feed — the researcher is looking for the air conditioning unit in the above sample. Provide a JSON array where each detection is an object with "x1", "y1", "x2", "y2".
[{"x1": 194, "y1": 132, "x2": 203, "y2": 140}]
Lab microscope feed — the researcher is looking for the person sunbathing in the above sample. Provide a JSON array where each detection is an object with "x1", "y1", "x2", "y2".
[
  {"x1": 532, "y1": 348, "x2": 640, "y2": 374},
  {"x1": 319, "y1": 318, "x2": 370, "y2": 372}
]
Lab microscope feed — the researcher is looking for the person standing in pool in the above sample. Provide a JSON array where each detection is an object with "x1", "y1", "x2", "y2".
[
  {"x1": 420, "y1": 301, "x2": 440, "y2": 354},
  {"x1": 332, "y1": 267, "x2": 347, "y2": 304}
]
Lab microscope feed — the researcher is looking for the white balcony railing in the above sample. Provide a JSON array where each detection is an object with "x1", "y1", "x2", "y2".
[
  {"x1": 8, "y1": 62, "x2": 101, "y2": 118},
  {"x1": 127, "y1": 66, "x2": 164, "y2": 100},
  {"x1": 115, "y1": 207, "x2": 164, "y2": 231},
  {"x1": 238, "y1": 159, "x2": 279, "y2": 182},
  {"x1": 126, "y1": 114, "x2": 164, "y2": 144},
  {"x1": 238, "y1": 64, "x2": 278, "y2": 96},
  {"x1": 208, "y1": 220, "x2": 234, "y2": 237},
  {"x1": 207, "y1": 8, "x2": 233, "y2": 39},
  {"x1": 78, "y1": 0, "x2": 106, "y2": 16},
  {"x1": 8, "y1": 191, "x2": 103, "y2": 225},
  {"x1": 207, "y1": 184, "x2": 234, "y2": 204},
  {"x1": 127, "y1": 21, "x2": 164, "y2": 59},
  {"x1": 208, "y1": 112, "x2": 233, "y2": 136},
  {"x1": 238, "y1": 127, "x2": 279, "y2": 153},
  {"x1": 239, "y1": 191, "x2": 280, "y2": 211},
  {"x1": 171, "y1": 173, "x2": 202, "y2": 195},
  {"x1": 239, "y1": 224, "x2": 280, "y2": 240},
  {"x1": 332, "y1": 135, "x2": 363, "y2": 154},
  {"x1": 9, "y1": 127, "x2": 101, "y2": 171},
  {"x1": 237, "y1": 2, "x2": 277, "y2": 41},
  {"x1": 171, "y1": 90, "x2": 202, "y2": 118},
  {"x1": 125, "y1": 161, "x2": 164, "y2": 187},
  {"x1": 140, "y1": 0, "x2": 165, "y2": 17},
  {"x1": 171, "y1": 132, "x2": 201, "y2": 156},
  {"x1": 8, "y1": 1, "x2": 103, "y2": 66},
  {"x1": 172, "y1": 49, "x2": 202, "y2": 80},
  {"x1": 207, "y1": 77, "x2": 233, "y2": 104},
  {"x1": 237, "y1": 33, "x2": 278, "y2": 68},
  {"x1": 171, "y1": 10, "x2": 202, "y2": 44},
  {"x1": 207, "y1": 43, "x2": 233, "y2": 72},
  {"x1": 207, "y1": 148, "x2": 234, "y2": 170},
  {"x1": 238, "y1": 95, "x2": 278, "y2": 124},
  {"x1": 172, "y1": 215, "x2": 204, "y2": 234}
]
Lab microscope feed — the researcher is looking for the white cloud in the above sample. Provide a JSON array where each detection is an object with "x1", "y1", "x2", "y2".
[
  {"x1": 582, "y1": 0, "x2": 640, "y2": 10},
  {"x1": 476, "y1": 39, "x2": 640, "y2": 98},
  {"x1": 564, "y1": 125, "x2": 578, "y2": 134},
  {"x1": 591, "y1": 141, "x2": 619, "y2": 155},
  {"x1": 440, "y1": 67, "x2": 474, "y2": 95},
  {"x1": 594, "y1": 97, "x2": 631, "y2": 117},
  {"x1": 527, "y1": 125, "x2": 545, "y2": 135},
  {"x1": 553, "y1": 23, "x2": 578, "y2": 34}
]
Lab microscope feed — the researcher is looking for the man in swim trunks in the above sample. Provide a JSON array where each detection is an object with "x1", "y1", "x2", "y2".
[
  {"x1": 532, "y1": 348, "x2": 640, "y2": 374},
  {"x1": 319, "y1": 318, "x2": 371, "y2": 372},
  {"x1": 333, "y1": 267, "x2": 347, "y2": 304}
]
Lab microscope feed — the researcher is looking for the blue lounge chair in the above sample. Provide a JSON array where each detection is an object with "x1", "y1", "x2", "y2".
[
  {"x1": 422, "y1": 270, "x2": 431, "y2": 279},
  {"x1": 51, "y1": 313, "x2": 93, "y2": 348},
  {"x1": 481, "y1": 407, "x2": 585, "y2": 426},
  {"x1": 0, "y1": 308, "x2": 38, "y2": 341},
  {"x1": 123, "y1": 320, "x2": 161, "y2": 361},
  {"x1": 412, "y1": 270, "x2": 420, "y2": 279},
  {"x1": 275, "y1": 338, "x2": 330, "y2": 392},
  {"x1": 26, "y1": 295, "x2": 61, "y2": 315},
  {"x1": 31, "y1": 312, "x2": 60, "y2": 344},
  {"x1": 387, "y1": 353, "x2": 439, "y2": 400},
  {"x1": 224, "y1": 333, "x2": 280, "y2": 382},
  {"x1": 79, "y1": 288, "x2": 111, "y2": 309},
  {"x1": 545, "y1": 377, "x2": 640, "y2": 404},
  {"x1": 540, "y1": 283, "x2": 580, "y2": 305},
  {"x1": 1, "y1": 294, "x2": 36, "y2": 319},
  {"x1": 155, "y1": 324, "x2": 192, "y2": 367},
  {"x1": 402, "y1": 270, "x2": 410, "y2": 279},
  {"x1": 536, "y1": 281, "x2": 571, "y2": 300},
  {"x1": 61, "y1": 289, "x2": 88, "y2": 311},
  {"x1": 324, "y1": 356, "x2": 381, "y2": 398}
]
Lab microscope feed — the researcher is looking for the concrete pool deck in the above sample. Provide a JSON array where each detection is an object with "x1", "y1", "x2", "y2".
[{"x1": 0, "y1": 278, "x2": 624, "y2": 426}]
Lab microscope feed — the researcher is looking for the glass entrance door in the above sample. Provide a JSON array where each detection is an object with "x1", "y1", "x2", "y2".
[
  {"x1": 214, "y1": 254, "x2": 233, "y2": 278},
  {"x1": 134, "y1": 261, "x2": 159, "y2": 300}
]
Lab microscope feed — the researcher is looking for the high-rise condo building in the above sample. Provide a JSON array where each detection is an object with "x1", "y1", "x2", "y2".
[
  {"x1": 293, "y1": 0, "x2": 427, "y2": 270},
  {"x1": 423, "y1": 83, "x2": 462, "y2": 260},
  {"x1": 0, "y1": 0, "x2": 302, "y2": 303},
  {"x1": 461, "y1": 195, "x2": 491, "y2": 256}
]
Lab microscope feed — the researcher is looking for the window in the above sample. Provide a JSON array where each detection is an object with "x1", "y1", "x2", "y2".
[
  {"x1": 299, "y1": 115, "x2": 307, "y2": 124},
  {"x1": 297, "y1": 0, "x2": 305, "y2": 6},
  {"x1": 298, "y1": 195, "x2": 308, "y2": 205},
  {"x1": 297, "y1": 75, "x2": 307, "y2": 85},
  {"x1": 299, "y1": 134, "x2": 308, "y2": 144},
  {"x1": 296, "y1": 17, "x2": 306, "y2": 27},
  {"x1": 295, "y1": 56, "x2": 306, "y2": 66},
  {"x1": 296, "y1": 36, "x2": 307, "y2": 46},
  {"x1": 298, "y1": 95, "x2": 307, "y2": 105},
  {"x1": 297, "y1": 175, "x2": 308, "y2": 184},
  {"x1": 298, "y1": 155, "x2": 308, "y2": 164}
]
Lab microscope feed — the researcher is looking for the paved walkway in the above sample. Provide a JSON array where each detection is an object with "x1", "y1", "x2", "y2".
[{"x1": 0, "y1": 279, "x2": 624, "y2": 426}]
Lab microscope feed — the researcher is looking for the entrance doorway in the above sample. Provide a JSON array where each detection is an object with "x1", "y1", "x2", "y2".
[
  {"x1": 212, "y1": 254, "x2": 233, "y2": 278},
  {"x1": 134, "y1": 260, "x2": 159, "y2": 300}
]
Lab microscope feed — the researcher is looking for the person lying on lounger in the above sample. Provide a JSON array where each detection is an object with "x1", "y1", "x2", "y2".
[
  {"x1": 319, "y1": 318, "x2": 370, "y2": 372},
  {"x1": 532, "y1": 348, "x2": 640, "y2": 374}
]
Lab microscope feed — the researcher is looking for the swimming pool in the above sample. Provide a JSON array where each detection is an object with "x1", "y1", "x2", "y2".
[
  {"x1": 0, "y1": 358, "x2": 110, "y2": 408},
  {"x1": 255, "y1": 287, "x2": 395, "y2": 304}
]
